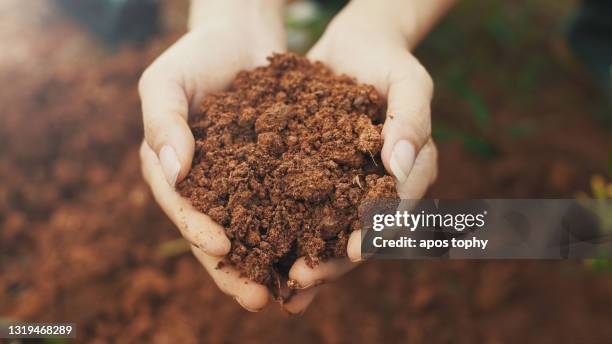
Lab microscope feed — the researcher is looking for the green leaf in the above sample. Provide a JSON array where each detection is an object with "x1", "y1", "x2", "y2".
[
  {"x1": 452, "y1": 78, "x2": 490, "y2": 133},
  {"x1": 432, "y1": 124, "x2": 497, "y2": 158},
  {"x1": 44, "y1": 338, "x2": 69, "y2": 344},
  {"x1": 608, "y1": 145, "x2": 612, "y2": 178},
  {"x1": 460, "y1": 133, "x2": 497, "y2": 159},
  {"x1": 585, "y1": 259, "x2": 612, "y2": 274},
  {"x1": 157, "y1": 238, "x2": 190, "y2": 258},
  {"x1": 506, "y1": 121, "x2": 536, "y2": 139},
  {"x1": 486, "y1": 13, "x2": 514, "y2": 46},
  {"x1": 432, "y1": 125, "x2": 456, "y2": 141}
]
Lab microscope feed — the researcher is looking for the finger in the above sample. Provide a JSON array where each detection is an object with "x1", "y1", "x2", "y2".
[
  {"x1": 350, "y1": 144, "x2": 437, "y2": 261},
  {"x1": 140, "y1": 142, "x2": 230, "y2": 256},
  {"x1": 396, "y1": 139, "x2": 438, "y2": 199},
  {"x1": 139, "y1": 64, "x2": 195, "y2": 186},
  {"x1": 347, "y1": 229, "x2": 362, "y2": 262},
  {"x1": 288, "y1": 257, "x2": 357, "y2": 289},
  {"x1": 191, "y1": 245, "x2": 270, "y2": 312},
  {"x1": 282, "y1": 286, "x2": 321, "y2": 316},
  {"x1": 347, "y1": 213, "x2": 407, "y2": 263},
  {"x1": 306, "y1": 40, "x2": 326, "y2": 64},
  {"x1": 381, "y1": 59, "x2": 433, "y2": 187}
]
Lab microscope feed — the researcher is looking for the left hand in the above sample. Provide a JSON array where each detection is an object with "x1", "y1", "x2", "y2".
[
  {"x1": 139, "y1": 0, "x2": 287, "y2": 312},
  {"x1": 283, "y1": 2, "x2": 439, "y2": 315}
]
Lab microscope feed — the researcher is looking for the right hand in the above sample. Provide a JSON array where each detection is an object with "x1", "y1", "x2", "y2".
[
  {"x1": 282, "y1": 0, "x2": 440, "y2": 314},
  {"x1": 139, "y1": 0, "x2": 285, "y2": 312}
]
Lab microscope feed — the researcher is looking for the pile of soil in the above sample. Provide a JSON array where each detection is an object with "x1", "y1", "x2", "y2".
[{"x1": 178, "y1": 53, "x2": 396, "y2": 288}]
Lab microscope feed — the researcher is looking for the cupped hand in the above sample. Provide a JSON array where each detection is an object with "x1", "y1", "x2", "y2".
[
  {"x1": 283, "y1": 4, "x2": 438, "y2": 314},
  {"x1": 139, "y1": 1, "x2": 285, "y2": 312}
]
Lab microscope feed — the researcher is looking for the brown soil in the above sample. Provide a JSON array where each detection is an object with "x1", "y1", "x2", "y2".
[
  {"x1": 1, "y1": 1, "x2": 612, "y2": 343},
  {"x1": 178, "y1": 53, "x2": 395, "y2": 288}
]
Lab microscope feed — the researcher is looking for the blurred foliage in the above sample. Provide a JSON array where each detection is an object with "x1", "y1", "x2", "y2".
[
  {"x1": 157, "y1": 237, "x2": 190, "y2": 258},
  {"x1": 432, "y1": 125, "x2": 497, "y2": 159},
  {"x1": 577, "y1": 174, "x2": 612, "y2": 275},
  {"x1": 44, "y1": 339, "x2": 69, "y2": 344},
  {"x1": 584, "y1": 259, "x2": 612, "y2": 274},
  {"x1": 608, "y1": 144, "x2": 612, "y2": 177},
  {"x1": 590, "y1": 175, "x2": 612, "y2": 200},
  {"x1": 451, "y1": 76, "x2": 491, "y2": 133},
  {"x1": 286, "y1": 0, "x2": 610, "y2": 164},
  {"x1": 576, "y1": 175, "x2": 612, "y2": 232},
  {"x1": 286, "y1": 0, "x2": 346, "y2": 54},
  {"x1": 505, "y1": 120, "x2": 537, "y2": 139},
  {"x1": 419, "y1": 0, "x2": 581, "y2": 157}
]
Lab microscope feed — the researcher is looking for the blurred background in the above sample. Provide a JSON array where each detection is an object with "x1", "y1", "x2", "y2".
[{"x1": 0, "y1": 0, "x2": 611, "y2": 342}]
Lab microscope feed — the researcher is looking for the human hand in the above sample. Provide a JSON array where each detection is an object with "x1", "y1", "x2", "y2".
[
  {"x1": 283, "y1": 0, "x2": 443, "y2": 314},
  {"x1": 139, "y1": 0, "x2": 285, "y2": 312}
]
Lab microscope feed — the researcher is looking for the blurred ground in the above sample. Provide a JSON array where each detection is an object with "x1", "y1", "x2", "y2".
[{"x1": 0, "y1": 0, "x2": 611, "y2": 343}]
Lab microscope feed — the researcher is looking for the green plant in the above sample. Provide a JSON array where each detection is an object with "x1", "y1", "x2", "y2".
[{"x1": 578, "y1": 174, "x2": 612, "y2": 275}]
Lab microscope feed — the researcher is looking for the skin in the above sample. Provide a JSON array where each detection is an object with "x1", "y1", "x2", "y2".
[{"x1": 139, "y1": 0, "x2": 454, "y2": 314}]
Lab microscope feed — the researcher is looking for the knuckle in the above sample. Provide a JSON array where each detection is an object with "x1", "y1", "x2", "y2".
[
  {"x1": 413, "y1": 62, "x2": 434, "y2": 96},
  {"x1": 426, "y1": 140, "x2": 439, "y2": 184},
  {"x1": 428, "y1": 139, "x2": 438, "y2": 158},
  {"x1": 408, "y1": 110, "x2": 431, "y2": 147},
  {"x1": 139, "y1": 154, "x2": 152, "y2": 185},
  {"x1": 143, "y1": 121, "x2": 161, "y2": 149},
  {"x1": 139, "y1": 63, "x2": 167, "y2": 97},
  {"x1": 138, "y1": 66, "x2": 155, "y2": 95},
  {"x1": 419, "y1": 110, "x2": 432, "y2": 138}
]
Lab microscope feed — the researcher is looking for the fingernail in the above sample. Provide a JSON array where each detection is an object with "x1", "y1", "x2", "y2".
[
  {"x1": 234, "y1": 296, "x2": 261, "y2": 313},
  {"x1": 287, "y1": 279, "x2": 325, "y2": 290},
  {"x1": 287, "y1": 279, "x2": 311, "y2": 290},
  {"x1": 159, "y1": 145, "x2": 181, "y2": 186},
  {"x1": 349, "y1": 255, "x2": 363, "y2": 263},
  {"x1": 348, "y1": 247, "x2": 363, "y2": 262},
  {"x1": 287, "y1": 279, "x2": 302, "y2": 289},
  {"x1": 283, "y1": 308, "x2": 306, "y2": 318},
  {"x1": 389, "y1": 140, "x2": 415, "y2": 185}
]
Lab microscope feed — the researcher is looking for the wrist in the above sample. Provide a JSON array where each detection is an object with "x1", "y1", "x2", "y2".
[
  {"x1": 338, "y1": 0, "x2": 417, "y2": 47},
  {"x1": 189, "y1": 0, "x2": 285, "y2": 32},
  {"x1": 340, "y1": 0, "x2": 455, "y2": 49}
]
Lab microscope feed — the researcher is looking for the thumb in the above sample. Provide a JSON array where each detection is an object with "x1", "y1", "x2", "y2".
[
  {"x1": 381, "y1": 60, "x2": 433, "y2": 188},
  {"x1": 139, "y1": 67, "x2": 195, "y2": 186}
]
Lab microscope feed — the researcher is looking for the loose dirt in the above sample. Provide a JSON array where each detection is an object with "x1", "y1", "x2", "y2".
[{"x1": 178, "y1": 53, "x2": 396, "y2": 288}]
